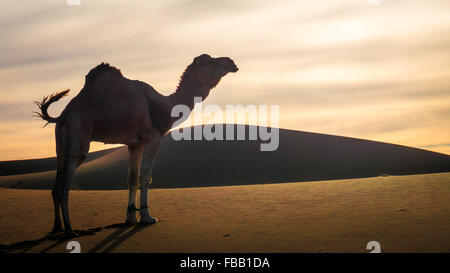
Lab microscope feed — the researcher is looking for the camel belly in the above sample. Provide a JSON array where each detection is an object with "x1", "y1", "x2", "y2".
[
  {"x1": 91, "y1": 116, "x2": 152, "y2": 145},
  {"x1": 90, "y1": 93, "x2": 153, "y2": 145}
]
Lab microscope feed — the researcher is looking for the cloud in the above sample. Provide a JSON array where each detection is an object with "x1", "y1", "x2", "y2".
[
  {"x1": 0, "y1": 102, "x2": 37, "y2": 121},
  {"x1": 1, "y1": 0, "x2": 450, "y2": 159}
]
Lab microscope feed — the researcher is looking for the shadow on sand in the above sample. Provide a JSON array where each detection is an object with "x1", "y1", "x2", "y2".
[
  {"x1": 88, "y1": 224, "x2": 149, "y2": 253},
  {"x1": 0, "y1": 222, "x2": 154, "y2": 253}
]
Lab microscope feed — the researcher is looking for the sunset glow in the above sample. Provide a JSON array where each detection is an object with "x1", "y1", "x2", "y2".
[{"x1": 1, "y1": 0, "x2": 449, "y2": 160}]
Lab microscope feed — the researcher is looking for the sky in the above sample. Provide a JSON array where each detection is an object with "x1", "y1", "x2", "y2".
[{"x1": 0, "y1": 0, "x2": 449, "y2": 160}]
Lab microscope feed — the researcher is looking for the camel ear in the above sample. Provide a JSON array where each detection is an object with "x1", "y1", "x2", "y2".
[{"x1": 194, "y1": 54, "x2": 211, "y2": 65}]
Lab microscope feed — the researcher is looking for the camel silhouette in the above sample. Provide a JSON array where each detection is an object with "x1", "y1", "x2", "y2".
[{"x1": 34, "y1": 54, "x2": 238, "y2": 237}]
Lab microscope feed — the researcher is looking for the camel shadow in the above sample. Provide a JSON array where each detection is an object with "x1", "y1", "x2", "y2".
[
  {"x1": 0, "y1": 222, "x2": 154, "y2": 253},
  {"x1": 89, "y1": 223, "x2": 151, "y2": 253}
]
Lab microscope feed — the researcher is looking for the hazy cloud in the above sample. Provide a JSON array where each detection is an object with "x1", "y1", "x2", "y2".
[{"x1": 1, "y1": 0, "x2": 449, "y2": 159}]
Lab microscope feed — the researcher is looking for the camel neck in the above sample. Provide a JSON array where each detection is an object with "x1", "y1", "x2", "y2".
[
  {"x1": 166, "y1": 83, "x2": 210, "y2": 130},
  {"x1": 168, "y1": 81, "x2": 210, "y2": 111},
  {"x1": 168, "y1": 87, "x2": 197, "y2": 111}
]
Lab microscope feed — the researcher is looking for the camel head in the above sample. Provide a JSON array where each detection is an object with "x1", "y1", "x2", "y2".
[{"x1": 191, "y1": 54, "x2": 238, "y2": 90}]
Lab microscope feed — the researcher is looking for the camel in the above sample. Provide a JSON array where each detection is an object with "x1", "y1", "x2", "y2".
[{"x1": 34, "y1": 54, "x2": 238, "y2": 237}]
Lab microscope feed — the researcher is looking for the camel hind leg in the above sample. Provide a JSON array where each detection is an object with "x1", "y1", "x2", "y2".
[
  {"x1": 54, "y1": 122, "x2": 91, "y2": 237},
  {"x1": 59, "y1": 156, "x2": 78, "y2": 237},
  {"x1": 51, "y1": 165, "x2": 64, "y2": 233},
  {"x1": 50, "y1": 124, "x2": 64, "y2": 234}
]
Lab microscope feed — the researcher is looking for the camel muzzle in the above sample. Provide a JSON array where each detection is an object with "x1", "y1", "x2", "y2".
[{"x1": 216, "y1": 57, "x2": 239, "y2": 73}]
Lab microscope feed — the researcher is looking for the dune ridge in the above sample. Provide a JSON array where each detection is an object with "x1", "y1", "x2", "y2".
[
  {"x1": 0, "y1": 125, "x2": 449, "y2": 190},
  {"x1": 0, "y1": 147, "x2": 121, "y2": 176}
]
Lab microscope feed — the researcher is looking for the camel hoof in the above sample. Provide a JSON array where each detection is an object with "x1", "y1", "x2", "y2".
[
  {"x1": 125, "y1": 218, "x2": 138, "y2": 225},
  {"x1": 64, "y1": 231, "x2": 79, "y2": 238},
  {"x1": 125, "y1": 215, "x2": 139, "y2": 225},
  {"x1": 50, "y1": 226, "x2": 64, "y2": 234},
  {"x1": 139, "y1": 216, "x2": 158, "y2": 225}
]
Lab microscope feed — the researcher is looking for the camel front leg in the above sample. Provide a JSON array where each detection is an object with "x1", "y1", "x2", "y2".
[
  {"x1": 139, "y1": 135, "x2": 161, "y2": 224},
  {"x1": 126, "y1": 144, "x2": 144, "y2": 224}
]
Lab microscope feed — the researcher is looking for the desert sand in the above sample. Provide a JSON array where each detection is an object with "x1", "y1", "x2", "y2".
[{"x1": 1, "y1": 172, "x2": 449, "y2": 253}]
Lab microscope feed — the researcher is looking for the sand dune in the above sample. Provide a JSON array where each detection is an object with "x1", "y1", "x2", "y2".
[
  {"x1": 1, "y1": 172, "x2": 449, "y2": 253},
  {"x1": 0, "y1": 125, "x2": 449, "y2": 190},
  {"x1": 0, "y1": 148, "x2": 129, "y2": 190},
  {"x1": 0, "y1": 147, "x2": 120, "y2": 176}
]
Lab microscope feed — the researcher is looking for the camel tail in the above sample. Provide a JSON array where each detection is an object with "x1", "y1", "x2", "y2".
[{"x1": 33, "y1": 89, "x2": 70, "y2": 126}]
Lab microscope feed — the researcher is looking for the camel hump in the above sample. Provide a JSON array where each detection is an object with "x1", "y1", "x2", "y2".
[{"x1": 85, "y1": 62, "x2": 123, "y2": 84}]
